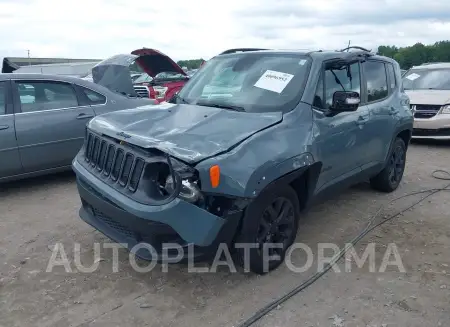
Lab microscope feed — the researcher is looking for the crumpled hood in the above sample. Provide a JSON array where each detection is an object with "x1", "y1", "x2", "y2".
[
  {"x1": 406, "y1": 89, "x2": 450, "y2": 105},
  {"x1": 88, "y1": 103, "x2": 283, "y2": 163}
]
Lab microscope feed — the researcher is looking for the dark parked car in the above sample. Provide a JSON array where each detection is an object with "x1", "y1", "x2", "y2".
[
  {"x1": 72, "y1": 47, "x2": 413, "y2": 274},
  {"x1": 0, "y1": 73, "x2": 154, "y2": 183}
]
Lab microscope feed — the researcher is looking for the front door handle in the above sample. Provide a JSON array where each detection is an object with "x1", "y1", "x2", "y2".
[
  {"x1": 0, "y1": 125, "x2": 9, "y2": 130},
  {"x1": 76, "y1": 113, "x2": 94, "y2": 120}
]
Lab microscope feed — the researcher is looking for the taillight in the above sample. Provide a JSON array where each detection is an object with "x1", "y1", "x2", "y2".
[
  {"x1": 152, "y1": 86, "x2": 168, "y2": 100},
  {"x1": 148, "y1": 87, "x2": 156, "y2": 99}
]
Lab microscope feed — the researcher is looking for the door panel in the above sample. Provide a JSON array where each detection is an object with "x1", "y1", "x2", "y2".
[
  {"x1": 312, "y1": 61, "x2": 367, "y2": 189},
  {"x1": 13, "y1": 80, "x2": 95, "y2": 173},
  {"x1": 314, "y1": 106, "x2": 368, "y2": 189},
  {"x1": 0, "y1": 81, "x2": 22, "y2": 178},
  {"x1": 0, "y1": 115, "x2": 23, "y2": 178},
  {"x1": 15, "y1": 108, "x2": 94, "y2": 172},
  {"x1": 362, "y1": 61, "x2": 396, "y2": 166}
]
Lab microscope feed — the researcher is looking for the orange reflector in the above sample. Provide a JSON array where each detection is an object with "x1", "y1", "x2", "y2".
[{"x1": 209, "y1": 165, "x2": 220, "y2": 188}]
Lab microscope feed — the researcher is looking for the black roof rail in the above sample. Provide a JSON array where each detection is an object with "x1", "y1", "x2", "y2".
[
  {"x1": 339, "y1": 46, "x2": 372, "y2": 52},
  {"x1": 219, "y1": 48, "x2": 269, "y2": 55}
]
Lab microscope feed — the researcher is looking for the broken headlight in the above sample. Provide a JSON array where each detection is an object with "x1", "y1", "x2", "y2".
[
  {"x1": 161, "y1": 157, "x2": 202, "y2": 203},
  {"x1": 165, "y1": 176, "x2": 201, "y2": 203}
]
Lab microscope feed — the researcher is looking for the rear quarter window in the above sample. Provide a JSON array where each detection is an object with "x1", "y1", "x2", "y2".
[
  {"x1": 82, "y1": 88, "x2": 106, "y2": 105},
  {"x1": 386, "y1": 63, "x2": 397, "y2": 90}
]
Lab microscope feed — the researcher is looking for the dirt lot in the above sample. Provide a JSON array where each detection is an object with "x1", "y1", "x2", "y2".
[{"x1": 1, "y1": 142, "x2": 449, "y2": 327}]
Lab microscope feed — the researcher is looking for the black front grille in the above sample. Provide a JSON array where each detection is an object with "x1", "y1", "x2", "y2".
[
  {"x1": 412, "y1": 104, "x2": 441, "y2": 119},
  {"x1": 133, "y1": 85, "x2": 150, "y2": 98},
  {"x1": 84, "y1": 132, "x2": 145, "y2": 192},
  {"x1": 413, "y1": 128, "x2": 450, "y2": 137}
]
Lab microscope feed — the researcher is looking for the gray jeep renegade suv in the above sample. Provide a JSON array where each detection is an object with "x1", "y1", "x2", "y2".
[{"x1": 72, "y1": 47, "x2": 413, "y2": 274}]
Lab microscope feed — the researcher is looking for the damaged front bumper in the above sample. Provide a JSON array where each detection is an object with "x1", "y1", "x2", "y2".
[{"x1": 72, "y1": 158, "x2": 243, "y2": 261}]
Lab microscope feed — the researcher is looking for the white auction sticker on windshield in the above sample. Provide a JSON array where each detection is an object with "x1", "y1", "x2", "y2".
[
  {"x1": 254, "y1": 70, "x2": 294, "y2": 93},
  {"x1": 406, "y1": 73, "x2": 420, "y2": 81}
]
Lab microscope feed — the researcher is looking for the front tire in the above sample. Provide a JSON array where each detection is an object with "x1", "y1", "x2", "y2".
[
  {"x1": 370, "y1": 137, "x2": 406, "y2": 192},
  {"x1": 236, "y1": 184, "x2": 300, "y2": 274}
]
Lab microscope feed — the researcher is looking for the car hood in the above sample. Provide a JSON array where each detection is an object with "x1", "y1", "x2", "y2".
[
  {"x1": 92, "y1": 48, "x2": 186, "y2": 97},
  {"x1": 87, "y1": 103, "x2": 283, "y2": 163},
  {"x1": 405, "y1": 89, "x2": 450, "y2": 105}
]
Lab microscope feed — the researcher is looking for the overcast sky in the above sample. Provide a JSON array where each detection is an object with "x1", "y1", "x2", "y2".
[{"x1": 1, "y1": 0, "x2": 450, "y2": 61}]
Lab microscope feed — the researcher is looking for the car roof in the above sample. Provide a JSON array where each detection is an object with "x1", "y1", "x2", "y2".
[
  {"x1": 0, "y1": 73, "x2": 87, "y2": 82},
  {"x1": 410, "y1": 62, "x2": 450, "y2": 70},
  {"x1": 215, "y1": 48, "x2": 396, "y2": 64},
  {"x1": 0, "y1": 73, "x2": 121, "y2": 95}
]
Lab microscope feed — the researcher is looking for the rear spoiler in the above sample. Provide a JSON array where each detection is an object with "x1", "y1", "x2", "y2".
[{"x1": 219, "y1": 48, "x2": 269, "y2": 55}]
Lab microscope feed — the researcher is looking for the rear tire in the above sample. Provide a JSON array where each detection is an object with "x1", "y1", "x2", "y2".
[
  {"x1": 370, "y1": 137, "x2": 406, "y2": 192},
  {"x1": 236, "y1": 184, "x2": 300, "y2": 274}
]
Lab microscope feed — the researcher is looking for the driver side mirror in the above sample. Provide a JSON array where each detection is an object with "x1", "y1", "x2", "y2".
[{"x1": 330, "y1": 91, "x2": 360, "y2": 112}]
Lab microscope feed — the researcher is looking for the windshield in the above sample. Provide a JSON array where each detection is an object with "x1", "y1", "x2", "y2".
[
  {"x1": 175, "y1": 53, "x2": 311, "y2": 113},
  {"x1": 133, "y1": 73, "x2": 153, "y2": 84},
  {"x1": 402, "y1": 68, "x2": 450, "y2": 90},
  {"x1": 154, "y1": 72, "x2": 187, "y2": 80}
]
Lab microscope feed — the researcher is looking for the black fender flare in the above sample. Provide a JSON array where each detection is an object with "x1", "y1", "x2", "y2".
[{"x1": 243, "y1": 153, "x2": 322, "y2": 206}]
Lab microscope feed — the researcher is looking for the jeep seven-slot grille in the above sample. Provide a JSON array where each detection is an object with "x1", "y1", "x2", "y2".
[{"x1": 84, "y1": 132, "x2": 145, "y2": 192}]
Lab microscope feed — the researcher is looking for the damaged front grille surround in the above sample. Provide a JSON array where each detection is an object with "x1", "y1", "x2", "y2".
[{"x1": 83, "y1": 130, "x2": 202, "y2": 205}]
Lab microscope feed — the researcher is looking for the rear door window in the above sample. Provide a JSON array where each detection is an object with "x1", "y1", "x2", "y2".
[
  {"x1": 16, "y1": 81, "x2": 78, "y2": 112},
  {"x1": 363, "y1": 61, "x2": 389, "y2": 102}
]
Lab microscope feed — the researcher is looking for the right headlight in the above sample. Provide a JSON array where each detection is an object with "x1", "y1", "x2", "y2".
[
  {"x1": 165, "y1": 176, "x2": 201, "y2": 203},
  {"x1": 440, "y1": 104, "x2": 450, "y2": 114}
]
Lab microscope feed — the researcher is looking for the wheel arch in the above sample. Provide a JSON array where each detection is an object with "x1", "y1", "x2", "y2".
[{"x1": 247, "y1": 160, "x2": 323, "y2": 212}]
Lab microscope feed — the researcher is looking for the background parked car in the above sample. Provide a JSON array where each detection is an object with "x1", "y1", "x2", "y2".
[
  {"x1": 117, "y1": 48, "x2": 190, "y2": 103},
  {"x1": 403, "y1": 62, "x2": 450, "y2": 139},
  {"x1": 0, "y1": 73, "x2": 155, "y2": 182}
]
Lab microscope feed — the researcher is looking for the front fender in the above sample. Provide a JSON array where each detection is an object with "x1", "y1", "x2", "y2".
[
  {"x1": 194, "y1": 104, "x2": 315, "y2": 198},
  {"x1": 243, "y1": 152, "x2": 315, "y2": 197}
]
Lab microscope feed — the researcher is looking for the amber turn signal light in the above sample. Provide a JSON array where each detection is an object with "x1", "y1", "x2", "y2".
[{"x1": 209, "y1": 165, "x2": 220, "y2": 188}]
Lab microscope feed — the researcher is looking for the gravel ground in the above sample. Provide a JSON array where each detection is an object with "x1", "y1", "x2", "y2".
[{"x1": 1, "y1": 141, "x2": 449, "y2": 327}]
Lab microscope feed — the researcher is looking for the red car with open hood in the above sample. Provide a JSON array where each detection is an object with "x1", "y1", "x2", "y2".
[{"x1": 91, "y1": 48, "x2": 189, "y2": 103}]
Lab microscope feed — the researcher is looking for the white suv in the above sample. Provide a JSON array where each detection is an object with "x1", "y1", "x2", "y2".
[{"x1": 403, "y1": 63, "x2": 450, "y2": 139}]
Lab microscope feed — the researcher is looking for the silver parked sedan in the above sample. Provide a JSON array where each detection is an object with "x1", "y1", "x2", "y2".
[{"x1": 0, "y1": 73, "x2": 155, "y2": 182}]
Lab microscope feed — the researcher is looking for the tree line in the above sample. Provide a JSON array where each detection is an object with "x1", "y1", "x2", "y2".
[
  {"x1": 377, "y1": 41, "x2": 450, "y2": 69},
  {"x1": 177, "y1": 59, "x2": 205, "y2": 70}
]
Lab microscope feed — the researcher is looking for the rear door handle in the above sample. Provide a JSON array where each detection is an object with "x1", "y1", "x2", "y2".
[
  {"x1": 0, "y1": 125, "x2": 9, "y2": 130},
  {"x1": 356, "y1": 115, "x2": 369, "y2": 125},
  {"x1": 76, "y1": 113, "x2": 94, "y2": 120},
  {"x1": 389, "y1": 107, "x2": 399, "y2": 115}
]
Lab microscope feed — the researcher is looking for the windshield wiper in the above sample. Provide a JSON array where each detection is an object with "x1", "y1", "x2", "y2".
[
  {"x1": 170, "y1": 93, "x2": 189, "y2": 104},
  {"x1": 195, "y1": 101, "x2": 245, "y2": 112}
]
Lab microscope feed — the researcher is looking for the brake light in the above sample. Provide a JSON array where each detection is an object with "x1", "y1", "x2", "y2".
[
  {"x1": 148, "y1": 87, "x2": 156, "y2": 99},
  {"x1": 153, "y1": 86, "x2": 168, "y2": 100}
]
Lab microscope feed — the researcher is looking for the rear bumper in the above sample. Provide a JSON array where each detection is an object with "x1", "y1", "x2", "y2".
[{"x1": 72, "y1": 158, "x2": 242, "y2": 261}]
